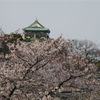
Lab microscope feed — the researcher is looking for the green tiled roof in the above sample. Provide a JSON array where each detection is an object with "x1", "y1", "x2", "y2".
[{"x1": 23, "y1": 19, "x2": 50, "y2": 33}]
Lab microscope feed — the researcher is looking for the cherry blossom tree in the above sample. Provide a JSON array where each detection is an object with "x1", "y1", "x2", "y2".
[{"x1": 0, "y1": 37, "x2": 99, "y2": 100}]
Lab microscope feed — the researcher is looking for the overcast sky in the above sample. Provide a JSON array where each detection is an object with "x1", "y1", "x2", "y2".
[{"x1": 0, "y1": 0, "x2": 100, "y2": 45}]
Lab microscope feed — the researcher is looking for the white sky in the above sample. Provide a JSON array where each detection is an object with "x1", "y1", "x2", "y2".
[{"x1": 0, "y1": 0, "x2": 100, "y2": 45}]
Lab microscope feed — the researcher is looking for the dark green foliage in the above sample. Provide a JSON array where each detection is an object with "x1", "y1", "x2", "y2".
[
  {"x1": 7, "y1": 33, "x2": 23, "y2": 43},
  {"x1": 39, "y1": 37, "x2": 47, "y2": 42},
  {"x1": 96, "y1": 61, "x2": 100, "y2": 71},
  {"x1": 23, "y1": 37, "x2": 31, "y2": 42},
  {"x1": 0, "y1": 41, "x2": 10, "y2": 57},
  {"x1": 35, "y1": 33, "x2": 49, "y2": 39}
]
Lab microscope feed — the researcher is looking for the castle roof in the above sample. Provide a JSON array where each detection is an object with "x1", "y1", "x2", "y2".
[{"x1": 23, "y1": 19, "x2": 50, "y2": 33}]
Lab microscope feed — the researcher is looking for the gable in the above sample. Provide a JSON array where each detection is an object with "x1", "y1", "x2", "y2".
[{"x1": 30, "y1": 20, "x2": 44, "y2": 28}]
